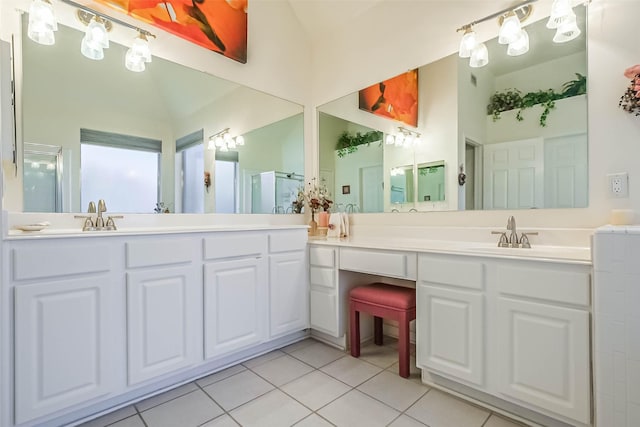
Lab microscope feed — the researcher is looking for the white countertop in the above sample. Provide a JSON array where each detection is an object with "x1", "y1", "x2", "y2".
[{"x1": 309, "y1": 236, "x2": 592, "y2": 265}]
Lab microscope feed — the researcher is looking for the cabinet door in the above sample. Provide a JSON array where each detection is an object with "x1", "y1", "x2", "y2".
[
  {"x1": 14, "y1": 276, "x2": 116, "y2": 423},
  {"x1": 269, "y1": 252, "x2": 308, "y2": 337},
  {"x1": 497, "y1": 297, "x2": 590, "y2": 424},
  {"x1": 204, "y1": 257, "x2": 267, "y2": 359},
  {"x1": 309, "y1": 290, "x2": 339, "y2": 336},
  {"x1": 127, "y1": 266, "x2": 202, "y2": 385},
  {"x1": 416, "y1": 283, "x2": 484, "y2": 387}
]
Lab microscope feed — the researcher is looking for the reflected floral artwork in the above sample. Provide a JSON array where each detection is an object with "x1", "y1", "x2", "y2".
[
  {"x1": 358, "y1": 69, "x2": 418, "y2": 127},
  {"x1": 95, "y1": 0, "x2": 248, "y2": 63}
]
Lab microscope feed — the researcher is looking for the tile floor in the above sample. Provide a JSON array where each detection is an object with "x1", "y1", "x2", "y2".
[{"x1": 79, "y1": 338, "x2": 526, "y2": 427}]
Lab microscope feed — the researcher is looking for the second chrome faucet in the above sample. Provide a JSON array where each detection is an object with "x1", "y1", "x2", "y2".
[{"x1": 492, "y1": 216, "x2": 538, "y2": 248}]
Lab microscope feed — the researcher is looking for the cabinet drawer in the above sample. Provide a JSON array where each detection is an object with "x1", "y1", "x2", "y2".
[
  {"x1": 12, "y1": 244, "x2": 111, "y2": 281},
  {"x1": 269, "y1": 230, "x2": 307, "y2": 253},
  {"x1": 310, "y1": 266, "x2": 336, "y2": 289},
  {"x1": 126, "y1": 238, "x2": 196, "y2": 268},
  {"x1": 497, "y1": 263, "x2": 590, "y2": 306},
  {"x1": 418, "y1": 255, "x2": 484, "y2": 290},
  {"x1": 204, "y1": 233, "x2": 267, "y2": 260},
  {"x1": 309, "y1": 246, "x2": 335, "y2": 268},
  {"x1": 340, "y1": 248, "x2": 416, "y2": 280}
]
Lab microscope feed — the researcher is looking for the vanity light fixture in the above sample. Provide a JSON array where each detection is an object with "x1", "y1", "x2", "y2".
[
  {"x1": 208, "y1": 128, "x2": 245, "y2": 152},
  {"x1": 458, "y1": 25, "x2": 477, "y2": 58},
  {"x1": 27, "y1": 0, "x2": 58, "y2": 46},
  {"x1": 507, "y1": 28, "x2": 529, "y2": 56},
  {"x1": 498, "y1": 11, "x2": 522, "y2": 45},
  {"x1": 390, "y1": 167, "x2": 406, "y2": 177},
  {"x1": 26, "y1": 0, "x2": 156, "y2": 71},
  {"x1": 385, "y1": 127, "x2": 421, "y2": 148}
]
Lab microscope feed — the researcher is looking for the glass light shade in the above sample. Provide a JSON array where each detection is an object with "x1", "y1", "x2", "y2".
[
  {"x1": 80, "y1": 35, "x2": 104, "y2": 60},
  {"x1": 207, "y1": 140, "x2": 215, "y2": 150},
  {"x1": 223, "y1": 133, "x2": 232, "y2": 143},
  {"x1": 85, "y1": 18, "x2": 109, "y2": 49},
  {"x1": 553, "y1": 14, "x2": 581, "y2": 43},
  {"x1": 219, "y1": 144, "x2": 229, "y2": 152},
  {"x1": 227, "y1": 139, "x2": 236, "y2": 149},
  {"x1": 458, "y1": 28, "x2": 477, "y2": 58},
  {"x1": 498, "y1": 13, "x2": 522, "y2": 45},
  {"x1": 394, "y1": 133, "x2": 405, "y2": 146},
  {"x1": 507, "y1": 29, "x2": 529, "y2": 56},
  {"x1": 214, "y1": 136, "x2": 224, "y2": 147},
  {"x1": 385, "y1": 134, "x2": 395, "y2": 145},
  {"x1": 469, "y1": 43, "x2": 489, "y2": 68},
  {"x1": 235, "y1": 135, "x2": 245, "y2": 146},
  {"x1": 128, "y1": 35, "x2": 152, "y2": 63},
  {"x1": 27, "y1": 0, "x2": 58, "y2": 45},
  {"x1": 125, "y1": 49, "x2": 145, "y2": 72},
  {"x1": 547, "y1": 0, "x2": 573, "y2": 29}
]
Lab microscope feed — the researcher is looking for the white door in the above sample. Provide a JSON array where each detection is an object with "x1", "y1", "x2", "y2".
[
  {"x1": 269, "y1": 252, "x2": 309, "y2": 337},
  {"x1": 497, "y1": 297, "x2": 590, "y2": 423},
  {"x1": 14, "y1": 277, "x2": 116, "y2": 423},
  {"x1": 127, "y1": 266, "x2": 202, "y2": 385},
  {"x1": 309, "y1": 290, "x2": 339, "y2": 336},
  {"x1": 483, "y1": 138, "x2": 543, "y2": 209},
  {"x1": 544, "y1": 134, "x2": 588, "y2": 208},
  {"x1": 416, "y1": 284, "x2": 484, "y2": 386},
  {"x1": 204, "y1": 257, "x2": 267, "y2": 359},
  {"x1": 360, "y1": 165, "x2": 384, "y2": 212}
]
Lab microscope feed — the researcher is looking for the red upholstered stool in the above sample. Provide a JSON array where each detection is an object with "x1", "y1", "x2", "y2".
[{"x1": 349, "y1": 283, "x2": 416, "y2": 378}]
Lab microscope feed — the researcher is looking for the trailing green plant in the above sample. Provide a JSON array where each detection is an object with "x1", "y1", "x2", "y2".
[
  {"x1": 336, "y1": 130, "x2": 383, "y2": 157},
  {"x1": 487, "y1": 74, "x2": 587, "y2": 127}
]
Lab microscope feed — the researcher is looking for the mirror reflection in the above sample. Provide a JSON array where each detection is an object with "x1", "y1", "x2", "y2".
[
  {"x1": 18, "y1": 7, "x2": 303, "y2": 214},
  {"x1": 318, "y1": 6, "x2": 587, "y2": 213}
]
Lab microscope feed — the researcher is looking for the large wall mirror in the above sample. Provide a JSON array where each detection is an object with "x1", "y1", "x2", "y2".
[
  {"x1": 318, "y1": 5, "x2": 587, "y2": 213},
  {"x1": 9, "y1": 0, "x2": 304, "y2": 214}
]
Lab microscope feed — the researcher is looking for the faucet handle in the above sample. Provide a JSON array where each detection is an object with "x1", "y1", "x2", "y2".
[
  {"x1": 519, "y1": 232, "x2": 539, "y2": 249},
  {"x1": 74, "y1": 215, "x2": 95, "y2": 231},
  {"x1": 87, "y1": 201, "x2": 96, "y2": 213},
  {"x1": 105, "y1": 215, "x2": 124, "y2": 231},
  {"x1": 491, "y1": 231, "x2": 509, "y2": 247}
]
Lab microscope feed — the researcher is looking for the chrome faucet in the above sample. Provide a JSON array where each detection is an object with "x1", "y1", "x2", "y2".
[
  {"x1": 75, "y1": 199, "x2": 123, "y2": 231},
  {"x1": 96, "y1": 199, "x2": 107, "y2": 228},
  {"x1": 506, "y1": 215, "x2": 518, "y2": 247}
]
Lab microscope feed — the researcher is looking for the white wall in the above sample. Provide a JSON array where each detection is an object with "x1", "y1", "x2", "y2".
[{"x1": 311, "y1": 0, "x2": 640, "y2": 228}]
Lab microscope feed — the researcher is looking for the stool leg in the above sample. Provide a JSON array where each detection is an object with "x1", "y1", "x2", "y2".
[
  {"x1": 398, "y1": 312, "x2": 410, "y2": 378},
  {"x1": 350, "y1": 302, "x2": 361, "y2": 358},
  {"x1": 374, "y1": 316, "x2": 383, "y2": 345}
]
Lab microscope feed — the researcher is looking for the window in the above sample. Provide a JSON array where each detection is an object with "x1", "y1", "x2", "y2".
[{"x1": 81, "y1": 129, "x2": 160, "y2": 213}]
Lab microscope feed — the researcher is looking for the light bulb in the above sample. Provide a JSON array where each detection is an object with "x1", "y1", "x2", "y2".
[
  {"x1": 469, "y1": 42, "x2": 489, "y2": 68},
  {"x1": 499, "y1": 13, "x2": 521, "y2": 45},
  {"x1": 458, "y1": 27, "x2": 477, "y2": 58},
  {"x1": 507, "y1": 29, "x2": 529, "y2": 56}
]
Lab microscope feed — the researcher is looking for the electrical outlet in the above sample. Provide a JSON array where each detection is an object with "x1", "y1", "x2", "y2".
[{"x1": 608, "y1": 172, "x2": 629, "y2": 198}]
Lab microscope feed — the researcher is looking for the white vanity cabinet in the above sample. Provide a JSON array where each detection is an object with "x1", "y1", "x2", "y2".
[
  {"x1": 11, "y1": 240, "x2": 121, "y2": 424},
  {"x1": 203, "y1": 233, "x2": 268, "y2": 359},
  {"x1": 416, "y1": 253, "x2": 592, "y2": 426},
  {"x1": 416, "y1": 255, "x2": 485, "y2": 387},
  {"x1": 125, "y1": 238, "x2": 202, "y2": 386},
  {"x1": 494, "y1": 262, "x2": 591, "y2": 425},
  {"x1": 268, "y1": 230, "x2": 309, "y2": 338}
]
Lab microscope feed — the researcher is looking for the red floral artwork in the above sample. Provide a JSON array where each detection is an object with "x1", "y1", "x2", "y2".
[
  {"x1": 358, "y1": 69, "x2": 419, "y2": 127},
  {"x1": 95, "y1": 0, "x2": 248, "y2": 63}
]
